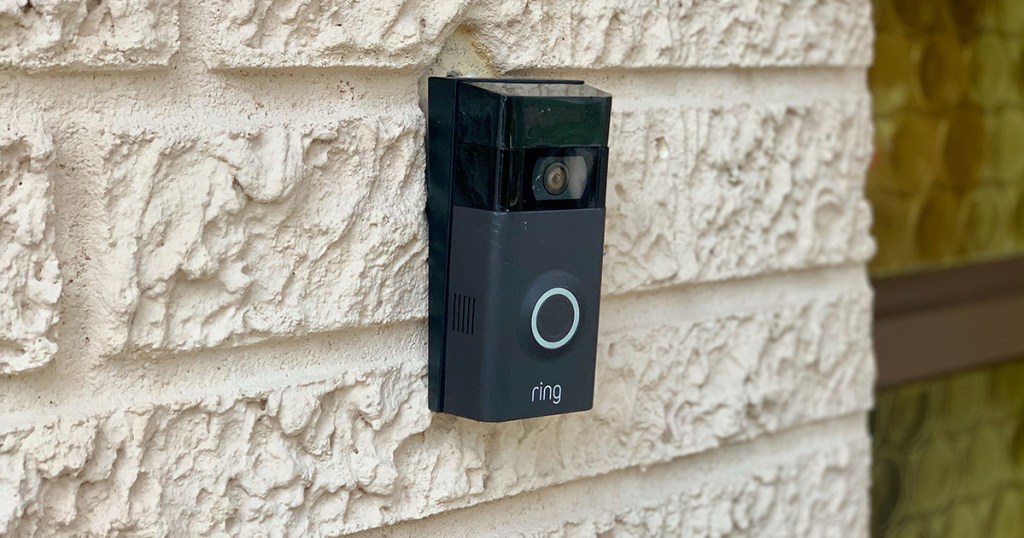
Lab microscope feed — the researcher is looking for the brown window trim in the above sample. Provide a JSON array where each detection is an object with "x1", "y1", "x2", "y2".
[{"x1": 873, "y1": 256, "x2": 1024, "y2": 388}]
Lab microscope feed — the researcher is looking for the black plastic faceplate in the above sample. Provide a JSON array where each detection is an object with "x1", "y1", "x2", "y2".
[{"x1": 426, "y1": 77, "x2": 612, "y2": 420}]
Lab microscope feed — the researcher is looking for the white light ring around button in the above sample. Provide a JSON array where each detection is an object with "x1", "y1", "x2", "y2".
[{"x1": 531, "y1": 287, "x2": 580, "y2": 350}]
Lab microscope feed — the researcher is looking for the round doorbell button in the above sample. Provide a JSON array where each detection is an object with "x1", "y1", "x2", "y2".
[{"x1": 531, "y1": 287, "x2": 580, "y2": 350}]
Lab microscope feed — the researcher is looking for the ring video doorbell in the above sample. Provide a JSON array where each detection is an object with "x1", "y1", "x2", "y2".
[{"x1": 426, "y1": 77, "x2": 612, "y2": 422}]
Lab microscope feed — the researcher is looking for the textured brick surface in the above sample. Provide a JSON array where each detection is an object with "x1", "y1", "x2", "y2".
[
  {"x1": 0, "y1": 279, "x2": 872, "y2": 536},
  {"x1": 356, "y1": 417, "x2": 871, "y2": 537},
  {"x1": 605, "y1": 97, "x2": 874, "y2": 294},
  {"x1": 0, "y1": 0, "x2": 179, "y2": 70},
  {"x1": 0, "y1": 0, "x2": 876, "y2": 534},
  {"x1": 203, "y1": 0, "x2": 872, "y2": 69},
  {"x1": 0, "y1": 121, "x2": 60, "y2": 374},
  {"x1": 86, "y1": 96, "x2": 872, "y2": 356},
  {"x1": 532, "y1": 429, "x2": 869, "y2": 538},
  {"x1": 92, "y1": 113, "x2": 426, "y2": 355},
  {"x1": 468, "y1": 0, "x2": 874, "y2": 71}
]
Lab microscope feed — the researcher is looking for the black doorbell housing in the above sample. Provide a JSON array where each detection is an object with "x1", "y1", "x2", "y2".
[{"x1": 426, "y1": 77, "x2": 612, "y2": 422}]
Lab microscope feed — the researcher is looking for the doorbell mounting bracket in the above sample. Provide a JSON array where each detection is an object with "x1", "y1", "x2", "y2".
[{"x1": 426, "y1": 77, "x2": 612, "y2": 422}]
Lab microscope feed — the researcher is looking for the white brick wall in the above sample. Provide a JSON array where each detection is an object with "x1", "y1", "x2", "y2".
[
  {"x1": 0, "y1": 121, "x2": 60, "y2": 373},
  {"x1": 0, "y1": 0, "x2": 876, "y2": 535},
  {"x1": 0, "y1": 0, "x2": 178, "y2": 69}
]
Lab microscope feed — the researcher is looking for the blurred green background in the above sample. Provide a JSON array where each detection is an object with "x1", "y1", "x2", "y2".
[
  {"x1": 870, "y1": 0, "x2": 1024, "y2": 535},
  {"x1": 870, "y1": 0, "x2": 1024, "y2": 275}
]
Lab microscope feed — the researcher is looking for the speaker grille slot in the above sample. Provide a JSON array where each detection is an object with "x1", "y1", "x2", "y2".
[{"x1": 451, "y1": 293, "x2": 476, "y2": 335}]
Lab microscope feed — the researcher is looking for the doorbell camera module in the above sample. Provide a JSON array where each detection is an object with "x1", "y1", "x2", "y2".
[{"x1": 426, "y1": 77, "x2": 612, "y2": 422}]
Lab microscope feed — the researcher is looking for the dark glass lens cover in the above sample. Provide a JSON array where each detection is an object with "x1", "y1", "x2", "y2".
[
  {"x1": 452, "y1": 145, "x2": 606, "y2": 211},
  {"x1": 512, "y1": 147, "x2": 606, "y2": 210},
  {"x1": 535, "y1": 157, "x2": 583, "y2": 200}
]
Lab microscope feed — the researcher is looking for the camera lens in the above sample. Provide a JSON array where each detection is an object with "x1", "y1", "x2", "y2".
[{"x1": 543, "y1": 162, "x2": 569, "y2": 195}]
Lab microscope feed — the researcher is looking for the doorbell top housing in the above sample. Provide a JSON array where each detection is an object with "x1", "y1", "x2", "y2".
[{"x1": 426, "y1": 77, "x2": 612, "y2": 422}]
